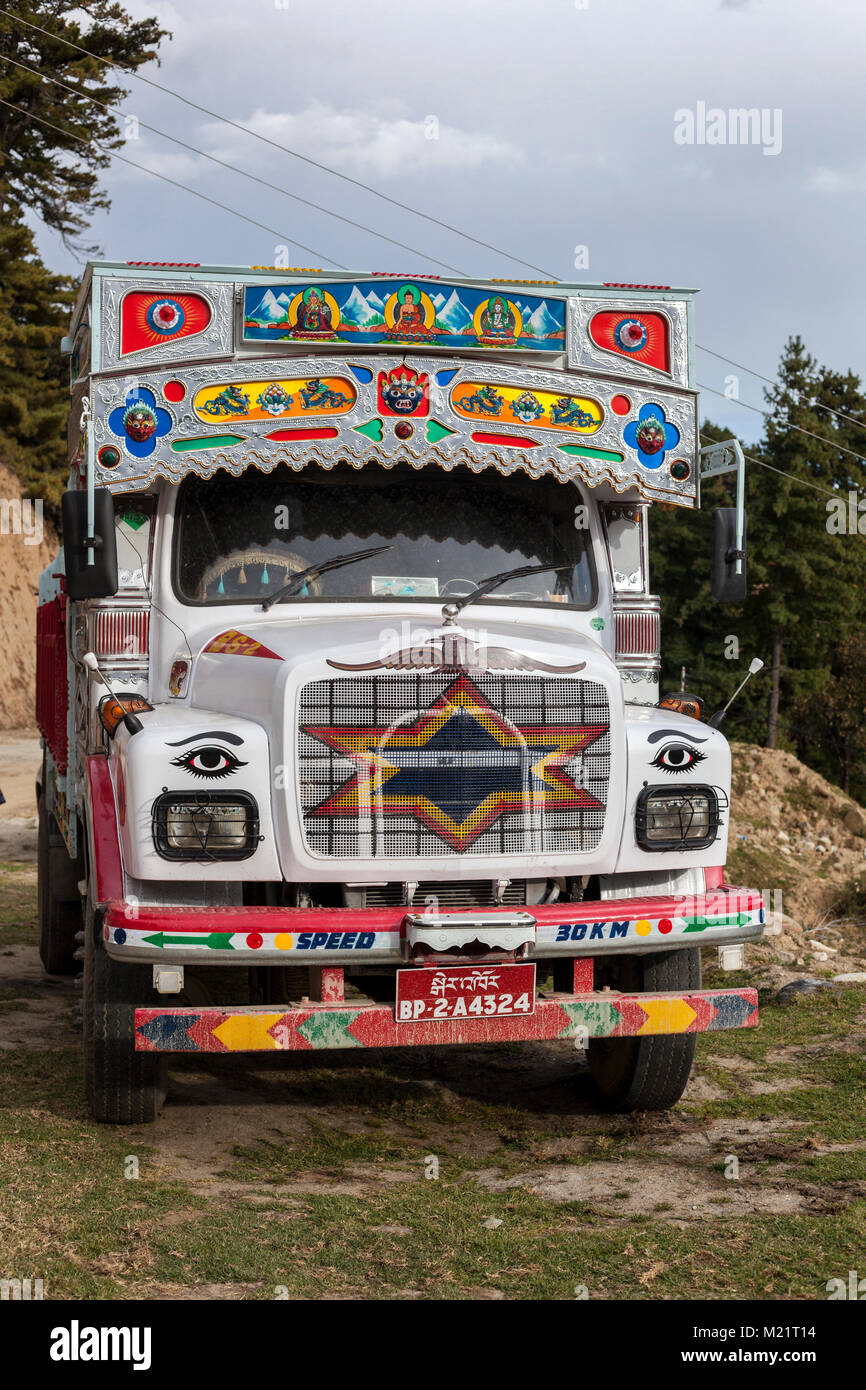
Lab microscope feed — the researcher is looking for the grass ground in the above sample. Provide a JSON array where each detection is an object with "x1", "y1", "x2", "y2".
[{"x1": 1, "y1": 860, "x2": 864, "y2": 1301}]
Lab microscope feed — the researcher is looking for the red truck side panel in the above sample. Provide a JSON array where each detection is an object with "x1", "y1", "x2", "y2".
[{"x1": 36, "y1": 596, "x2": 68, "y2": 773}]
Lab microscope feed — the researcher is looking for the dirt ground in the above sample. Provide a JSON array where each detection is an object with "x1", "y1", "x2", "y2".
[
  {"x1": 0, "y1": 729, "x2": 40, "y2": 862},
  {"x1": 0, "y1": 463, "x2": 56, "y2": 728}
]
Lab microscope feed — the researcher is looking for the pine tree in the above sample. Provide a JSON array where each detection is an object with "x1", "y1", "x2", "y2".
[
  {"x1": 0, "y1": 1, "x2": 167, "y2": 507},
  {"x1": 0, "y1": 1, "x2": 168, "y2": 250},
  {"x1": 0, "y1": 211, "x2": 73, "y2": 509},
  {"x1": 749, "y1": 338, "x2": 866, "y2": 748}
]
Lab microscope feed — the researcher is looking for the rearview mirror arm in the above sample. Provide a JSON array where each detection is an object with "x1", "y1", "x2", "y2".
[{"x1": 700, "y1": 438, "x2": 746, "y2": 577}]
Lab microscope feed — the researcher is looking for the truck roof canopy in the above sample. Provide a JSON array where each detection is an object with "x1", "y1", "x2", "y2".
[{"x1": 69, "y1": 264, "x2": 698, "y2": 508}]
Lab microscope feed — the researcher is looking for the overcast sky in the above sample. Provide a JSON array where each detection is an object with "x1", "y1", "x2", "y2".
[{"x1": 35, "y1": 0, "x2": 866, "y2": 443}]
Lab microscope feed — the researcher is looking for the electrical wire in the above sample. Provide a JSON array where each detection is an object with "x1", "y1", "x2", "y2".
[
  {"x1": 698, "y1": 342, "x2": 866, "y2": 440},
  {"x1": 0, "y1": 7, "x2": 556, "y2": 279},
  {"x1": 0, "y1": 97, "x2": 346, "y2": 268},
  {"x1": 697, "y1": 380, "x2": 866, "y2": 469},
  {"x1": 0, "y1": 52, "x2": 469, "y2": 276},
  {"x1": 699, "y1": 433, "x2": 844, "y2": 503}
]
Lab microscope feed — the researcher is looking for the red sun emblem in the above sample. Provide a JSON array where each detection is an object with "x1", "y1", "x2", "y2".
[{"x1": 121, "y1": 291, "x2": 212, "y2": 355}]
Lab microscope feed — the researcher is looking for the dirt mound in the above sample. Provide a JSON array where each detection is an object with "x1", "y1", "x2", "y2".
[
  {"x1": 0, "y1": 462, "x2": 56, "y2": 727},
  {"x1": 728, "y1": 741, "x2": 866, "y2": 921}
]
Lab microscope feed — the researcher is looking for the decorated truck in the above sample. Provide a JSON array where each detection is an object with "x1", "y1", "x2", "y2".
[{"x1": 36, "y1": 261, "x2": 762, "y2": 1123}]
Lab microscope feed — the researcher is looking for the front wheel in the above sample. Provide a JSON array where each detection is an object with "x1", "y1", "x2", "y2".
[
  {"x1": 587, "y1": 948, "x2": 700, "y2": 1112},
  {"x1": 37, "y1": 787, "x2": 81, "y2": 976},
  {"x1": 84, "y1": 908, "x2": 167, "y2": 1124}
]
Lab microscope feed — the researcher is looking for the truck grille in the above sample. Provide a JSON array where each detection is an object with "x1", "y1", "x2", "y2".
[
  {"x1": 357, "y1": 880, "x2": 532, "y2": 908},
  {"x1": 297, "y1": 672, "x2": 610, "y2": 859}
]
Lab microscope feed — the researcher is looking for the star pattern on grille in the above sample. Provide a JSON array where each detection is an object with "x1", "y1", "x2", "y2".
[{"x1": 301, "y1": 674, "x2": 609, "y2": 850}]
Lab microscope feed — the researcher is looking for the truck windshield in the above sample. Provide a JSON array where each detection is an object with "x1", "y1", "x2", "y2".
[{"x1": 173, "y1": 462, "x2": 596, "y2": 609}]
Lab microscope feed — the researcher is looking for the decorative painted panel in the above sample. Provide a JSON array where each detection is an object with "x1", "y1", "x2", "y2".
[
  {"x1": 88, "y1": 353, "x2": 699, "y2": 508},
  {"x1": 242, "y1": 278, "x2": 566, "y2": 354},
  {"x1": 568, "y1": 296, "x2": 691, "y2": 388},
  {"x1": 99, "y1": 277, "x2": 234, "y2": 371}
]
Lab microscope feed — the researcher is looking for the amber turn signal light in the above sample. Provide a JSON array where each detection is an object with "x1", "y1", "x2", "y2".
[
  {"x1": 658, "y1": 692, "x2": 704, "y2": 721},
  {"x1": 98, "y1": 693, "x2": 152, "y2": 737}
]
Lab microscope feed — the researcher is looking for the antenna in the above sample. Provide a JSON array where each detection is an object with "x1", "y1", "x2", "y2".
[{"x1": 708, "y1": 657, "x2": 764, "y2": 729}]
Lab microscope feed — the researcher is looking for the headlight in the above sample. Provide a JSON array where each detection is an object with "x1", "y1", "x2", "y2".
[
  {"x1": 636, "y1": 785, "x2": 719, "y2": 851},
  {"x1": 152, "y1": 791, "x2": 259, "y2": 860}
]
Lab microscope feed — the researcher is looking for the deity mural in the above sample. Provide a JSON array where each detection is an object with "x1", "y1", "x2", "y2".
[
  {"x1": 377, "y1": 364, "x2": 430, "y2": 416},
  {"x1": 290, "y1": 286, "x2": 338, "y2": 338},
  {"x1": 383, "y1": 284, "x2": 436, "y2": 341},
  {"x1": 479, "y1": 295, "x2": 518, "y2": 341}
]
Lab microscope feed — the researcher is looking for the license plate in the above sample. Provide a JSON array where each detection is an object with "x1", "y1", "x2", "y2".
[{"x1": 395, "y1": 962, "x2": 536, "y2": 1023}]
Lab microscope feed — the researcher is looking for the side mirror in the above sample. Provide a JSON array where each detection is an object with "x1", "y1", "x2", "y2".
[
  {"x1": 61, "y1": 489, "x2": 118, "y2": 601},
  {"x1": 711, "y1": 506, "x2": 747, "y2": 603}
]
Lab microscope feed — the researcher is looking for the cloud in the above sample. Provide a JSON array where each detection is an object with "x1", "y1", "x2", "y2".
[
  {"x1": 806, "y1": 166, "x2": 866, "y2": 194},
  {"x1": 201, "y1": 103, "x2": 523, "y2": 179}
]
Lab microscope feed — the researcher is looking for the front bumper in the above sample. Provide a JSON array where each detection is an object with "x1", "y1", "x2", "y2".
[
  {"x1": 135, "y1": 987, "x2": 759, "y2": 1052},
  {"x1": 106, "y1": 884, "x2": 764, "y2": 965}
]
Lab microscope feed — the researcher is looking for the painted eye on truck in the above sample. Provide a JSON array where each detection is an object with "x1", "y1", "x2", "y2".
[
  {"x1": 170, "y1": 747, "x2": 248, "y2": 780},
  {"x1": 650, "y1": 743, "x2": 706, "y2": 774}
]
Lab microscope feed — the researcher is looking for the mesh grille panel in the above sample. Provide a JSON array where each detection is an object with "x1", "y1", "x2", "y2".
[
  {"x1": 360, "y1": 880, "x2": 530, "y2": 908},
  {"x1": 297, "y1": 673, "x2": 610, "y2": 859}
]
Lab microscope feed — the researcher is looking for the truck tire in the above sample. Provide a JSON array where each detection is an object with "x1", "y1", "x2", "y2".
[
  {"x1": 37, "y1": 789, "x2": 81, "y2": 976},
  {"x1": 83, "y1": 911, "x2": 168, "y2": 1124},
  {"x1": 587, "y1": 948, "x2": 700, "y2": 1112}
]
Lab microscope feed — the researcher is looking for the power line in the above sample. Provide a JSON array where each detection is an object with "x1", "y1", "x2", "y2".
[
  {"x1": 0, "y1": 52, "x2": 470, "y2": 276},
  {"x1": 697, "y1": 379, "x2": 866, "y2": 469},
  {"x1": 0, "y1": 97, "x2": 346, "y2": 268},
  {"x1": 699, "y1": 432, "x2": 842, "y2": 502},
  {"x1": 0, "y1": 7, "x2": 557, "y2": 280},
  {"x1": 697, "y1": 341, "x2": 866, "y2": 441}
]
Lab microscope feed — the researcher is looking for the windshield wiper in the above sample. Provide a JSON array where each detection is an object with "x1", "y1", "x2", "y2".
[
  {"x1": 261, "y1": 544, "x2": 393, "y2": 611},
  {"x1": 442, "y1": 560, "x2": 572, "y2": 622}
]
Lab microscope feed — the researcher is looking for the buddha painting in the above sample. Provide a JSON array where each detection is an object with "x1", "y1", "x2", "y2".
[{"x1": 386, "y1": 284, "x2": 434, "y2": 339}]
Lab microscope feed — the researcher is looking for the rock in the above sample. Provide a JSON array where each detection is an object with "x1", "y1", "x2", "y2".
[
  {"x1": 832, "y1": 972, "x2": 866, "y2": 984},
  {"x1": 774, "y1": 978, "x2": 835, "y2": 1003},
  {"x1": 777, "y1": 830, "x2": 790, "y2": 843},
  {"x1": 844, "y1": 809, "x2": 866, "y2": 835},
  {"x1": 807, "y1": 940, "x2": 837, "y2": 953},
  {"x1": 374, "y1": 1225, "x2": 412, "y2": 1235},
  {"x1": 482, "y1": 1217, "x2": 503, "y2": 1229}
]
